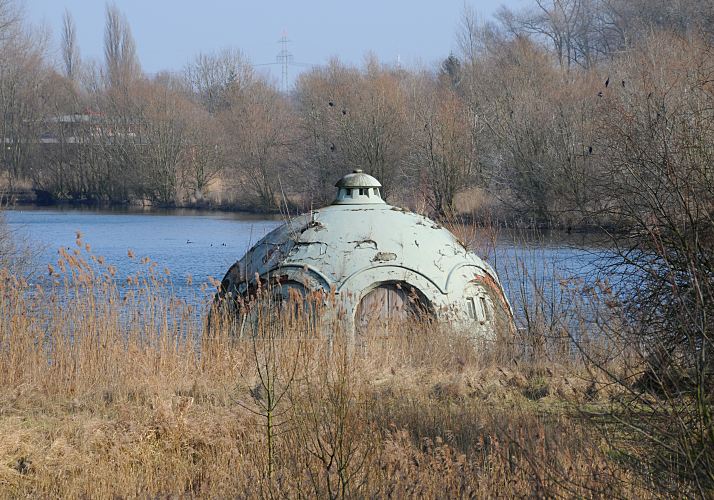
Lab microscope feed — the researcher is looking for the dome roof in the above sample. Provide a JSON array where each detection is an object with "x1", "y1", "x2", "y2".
[
  {"x1": 229, "y1": 205, "x2": 497, "y2": 295},
  {"x1": 220, "y1": 170, "x2": 513, "y2": 335},
  {"x1": 335, "y1": 169, "x2": 382, "y2": 188}
]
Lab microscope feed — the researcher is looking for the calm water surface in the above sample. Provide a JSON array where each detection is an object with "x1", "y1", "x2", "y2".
[
  {"x1": 6, "y1": 207, "x2": 606, "y2": 311},
  {"x1": 7, "y1": 207, "x2": 280, "y2": 297}
]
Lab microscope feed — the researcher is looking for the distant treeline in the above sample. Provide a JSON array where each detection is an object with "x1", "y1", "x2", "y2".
[{"x1": 1, "y1": 0, "x2": 713, "y2": 227}]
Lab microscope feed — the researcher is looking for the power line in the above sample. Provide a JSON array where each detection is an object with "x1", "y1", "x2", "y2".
[{"x1": 254, "y1": 61, "x2": 322, "y2": 68}]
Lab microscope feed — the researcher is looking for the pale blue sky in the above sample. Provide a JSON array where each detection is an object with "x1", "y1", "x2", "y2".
[{"x1": 25, "y1": 0, "x2": 524, "y2": 84}]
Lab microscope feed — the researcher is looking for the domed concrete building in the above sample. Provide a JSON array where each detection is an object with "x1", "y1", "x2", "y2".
[{"x1": 218, "y1": 170, "x2": 514, "y2": 337}]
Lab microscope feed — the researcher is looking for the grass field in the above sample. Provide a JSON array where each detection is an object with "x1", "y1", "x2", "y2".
[{"x1": 0, "y1": 239, "x2": 676, "y2": 498}]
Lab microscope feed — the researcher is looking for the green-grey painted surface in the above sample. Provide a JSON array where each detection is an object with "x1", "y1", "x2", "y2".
[{"x1": 220, "y1": 171, "x2": 514, "y2": 336}]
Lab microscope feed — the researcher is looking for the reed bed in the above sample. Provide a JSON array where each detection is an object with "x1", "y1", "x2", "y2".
[{"x1": 0, "y1": 239, "x2": 659, "y2": 498}]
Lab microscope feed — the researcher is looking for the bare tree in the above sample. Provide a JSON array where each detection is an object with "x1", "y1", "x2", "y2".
[
  {"x1": 603, "y1": 0, "x2": 714, "y2": 43},
  {"x1": 457, "y1": 5, "x2": 508, "y2": 66},
  {"x1": 33, "y1": 71, "x2": 88, "y2": 201},
  {"x1": 294, "y1": 59, "x2": 356, "y2": 206},
  {"x1": 181, "y1": 110, "x2": 225, "y2": 201},
  {"x1": 184, "y1": 47, "x2": 254, "y2": 113},
  {"x1": 497, "y1": 0, "x2": 613, "y2": 69},
  {"x1": 136, "y1": 83, "x2": 190, "y2": 205},
  {"x1": 0, "y1": 0, "x2": 20, "y2": 43},
  {"x1": 60, "y1": 9, "x2": 80, "y2": 81},
  {"x1": 409, "y1": 76, "x2": 478, "y2": 217},
  {"x1": 583, "y1": 34, "x2": 714, "y2": 495},
  {"x1": 294, "y1": 57, "x2": 409, "y2": 204},
  {"x1": 104, "y1": 3, "x2": 140, "y2": 90},
  {"x1": 0, "y1": 24, "x2": 48, "y2": 190},
  {"x1": 336, "y1": 57, "x2": 409, "y2": 199},
  {"x1": 220, "y1": 79, "x2": 295, "y2": 209}
]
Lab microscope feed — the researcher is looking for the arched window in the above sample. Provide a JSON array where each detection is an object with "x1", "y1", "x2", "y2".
[{"x1": 464, "y1": 283, "x2": 494, "y2": 325}]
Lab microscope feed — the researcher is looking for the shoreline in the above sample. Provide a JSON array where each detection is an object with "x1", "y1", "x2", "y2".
[
  {"x1": 1, "y1": 188, "x2": 285, "y2": 216},
  {"x1": 3, "y1": 196, "x2": 611, "y2": 234}
]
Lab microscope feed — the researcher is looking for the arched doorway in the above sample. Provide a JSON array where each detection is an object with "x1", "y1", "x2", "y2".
[
  {"x1": 356, "y1": 282, "x2": 431, "y2": 335},
  {"x1": 268, "y1": 280, "x2": 327, "y2": 326}
]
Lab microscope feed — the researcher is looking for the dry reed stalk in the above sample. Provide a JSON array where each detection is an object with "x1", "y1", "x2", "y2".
[{"x1": 0, "y1": 243, "x2": 663, "y2": 497}]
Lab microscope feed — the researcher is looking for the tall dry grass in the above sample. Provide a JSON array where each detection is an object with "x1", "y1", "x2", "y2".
[{"x1": 0, "y1": 237, "x2": 666, "y2": 498}]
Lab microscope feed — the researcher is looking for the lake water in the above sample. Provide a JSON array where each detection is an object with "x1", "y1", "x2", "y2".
[{"x1": 5, "y1": 207, "x2": 607, "y2": 316}]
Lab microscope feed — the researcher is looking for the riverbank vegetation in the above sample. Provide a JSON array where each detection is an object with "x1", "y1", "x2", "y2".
[
  {"x1": 0, "y1": 0, "x2": 712, "y2": 227},
  {"x1": 0, "y1": 206, "x2": 711, "y2": 496},
  {"x1": 0, "y1": 0, "x2": 712, "y2": 496},
  {"x1": 0, "y1": 240, "x2": 687, "y2": 497}
]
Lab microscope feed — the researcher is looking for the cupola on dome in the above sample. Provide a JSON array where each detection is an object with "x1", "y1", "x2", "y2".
[
  {"x1": 218, "y1": 170, "x2": 514, "y2": 338},
  {"x1": 334, "y1": 169, "x2": 384, "y2": 205}
]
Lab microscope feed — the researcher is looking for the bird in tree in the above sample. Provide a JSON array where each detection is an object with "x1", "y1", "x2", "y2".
[{"x1": 328, "y1": 101, "x2": 334, "y2": 107}]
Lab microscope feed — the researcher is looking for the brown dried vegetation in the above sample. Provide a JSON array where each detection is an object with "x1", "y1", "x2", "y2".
[
  {"x1": 2, "y1": 0, "x2": 713, "y2": 223},
  {"x1": 0, "y1": 241, "x2": 674, "y2": 498}
]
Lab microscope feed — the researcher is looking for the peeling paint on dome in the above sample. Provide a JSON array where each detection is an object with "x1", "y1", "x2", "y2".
[{"x1": 218, "y1": 170, "x2": 515, "y2": 338}]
